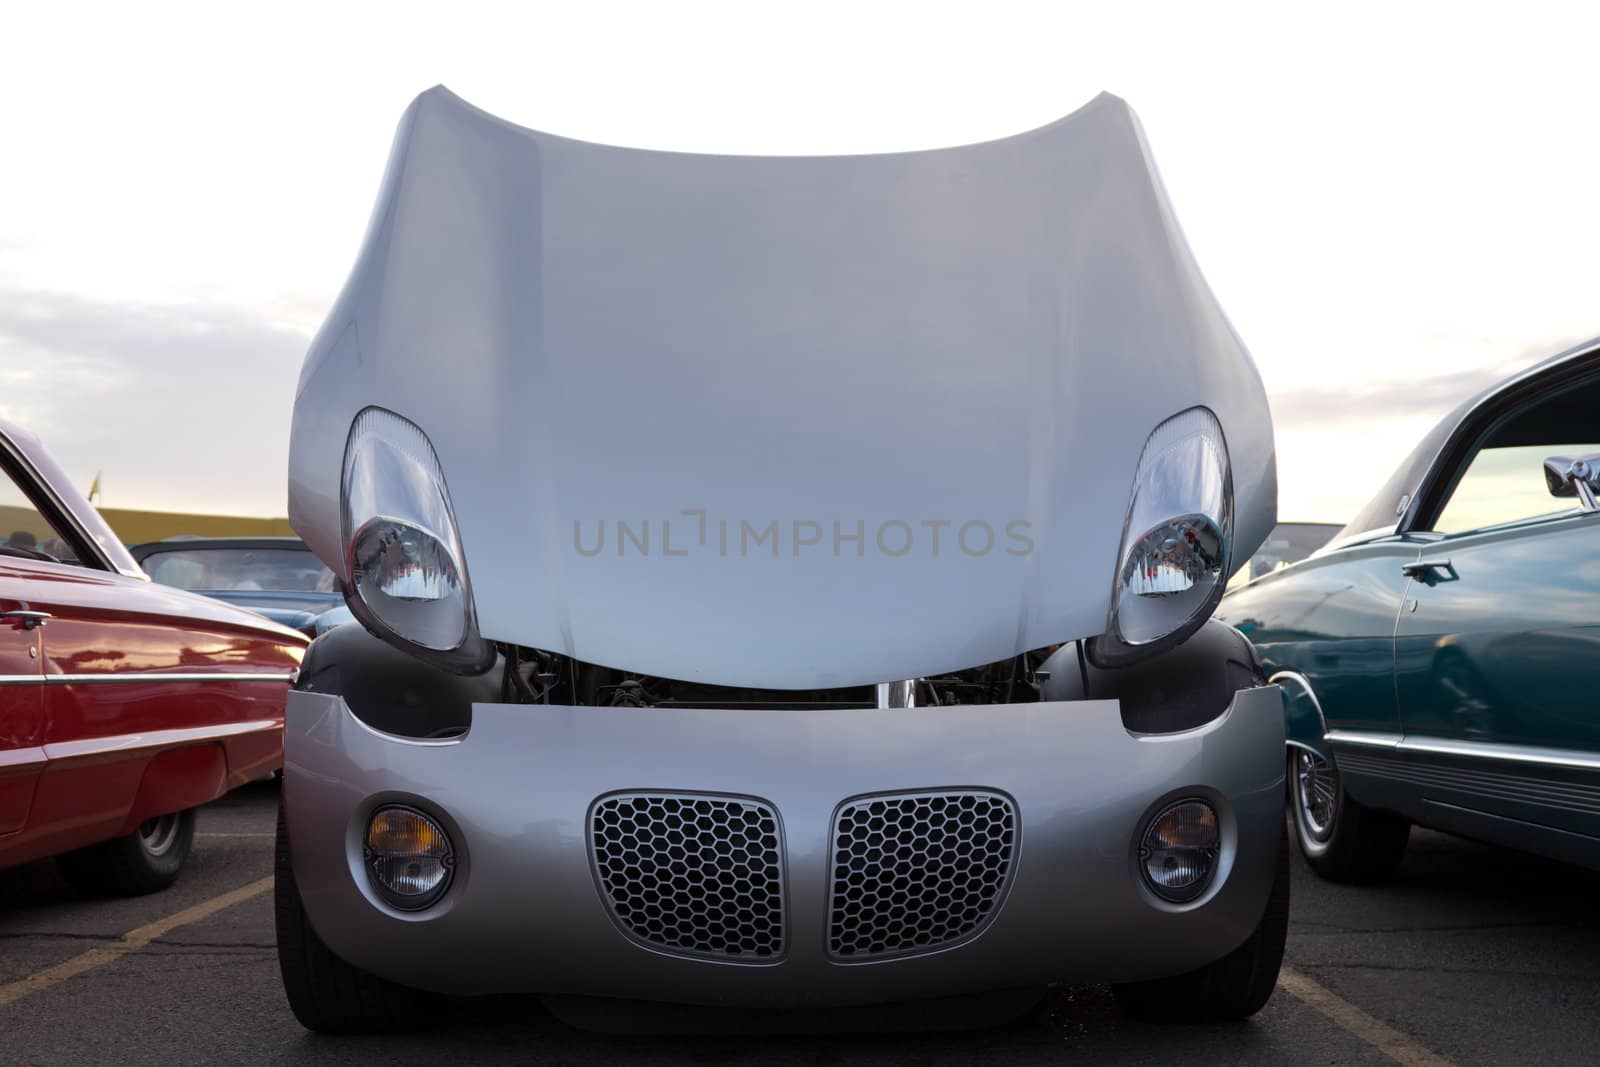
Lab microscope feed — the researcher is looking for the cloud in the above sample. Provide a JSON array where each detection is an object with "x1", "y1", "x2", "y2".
[
  {"x1": 0, "y1": 287, "x2": 312, "y2": 516},
  {"x1": 2, "y1": 283, "x2": 1592, "y2": 527},
  {"x1": 1265, "y1": 331, "x2": 1599, "y2": 522},
  {"x1": 1266, "y1": 333, "x2": 1592, "y2": 432}
]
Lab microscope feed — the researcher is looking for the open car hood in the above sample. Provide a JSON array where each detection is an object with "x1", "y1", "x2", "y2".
[{"x1": 289, "y1": 87, "x2": 1275, "y2": 688}]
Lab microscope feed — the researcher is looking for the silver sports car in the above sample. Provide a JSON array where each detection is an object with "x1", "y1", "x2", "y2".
[{"x1": 276, "y1": 86, "x2": 1286, "y2": 1032}]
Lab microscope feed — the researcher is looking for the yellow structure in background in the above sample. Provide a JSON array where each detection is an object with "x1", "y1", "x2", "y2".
[
  {"x1": 0, "y1": 503, "x2": 292, "y2": 553},
  {"x1": 96, "y1": 508, "x2": 294, "y2": 545},
  {"x1": 3, "y1": 462, "x2": 294, "y2": 551},
  {"x1": 70, "y1": 473, "x2": 292, "y2": 544}
]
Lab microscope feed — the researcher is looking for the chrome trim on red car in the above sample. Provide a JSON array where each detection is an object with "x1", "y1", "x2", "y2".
[
  {"x1": 0, "y1": 745, "x2": 47, "y2": 770},
  {"x1": 0, "y1": 672, "x2": 296, "y2": 686},
  {"x1": 41, "y1": 718, "x2": 283, "y2": 759}
]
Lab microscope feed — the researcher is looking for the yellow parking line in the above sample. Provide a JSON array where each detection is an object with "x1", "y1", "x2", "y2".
[
  {"x1": 1278, "y1": 965, "x2": 1456, "y2": 1067},
  {"x1": 0, "y1": 871, "x2": 1467, "y2": 1061},
  {"x1": 0, "y1": 875, "x2": 273, "y2": 1010}
]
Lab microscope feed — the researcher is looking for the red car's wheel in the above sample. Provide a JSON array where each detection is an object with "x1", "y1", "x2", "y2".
[{"x1": 56, "y1": 808, "x2": 196, "y2": 897}]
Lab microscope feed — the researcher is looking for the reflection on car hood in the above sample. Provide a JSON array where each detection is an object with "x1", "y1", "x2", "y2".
[
  {"x1": 197, "y1": 589, "x2": 340, "y2": 614},
  {"x1": 289, "y1": 87, "x2": 1276, "y2": 688},
  {"x1": 194, "y1": 590, "x2": 341, "y2": 635}
]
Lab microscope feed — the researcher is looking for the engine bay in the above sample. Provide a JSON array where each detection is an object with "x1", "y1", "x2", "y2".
[{"x1": 495, "y1": 645, "x2": 1060, "y2": 710}]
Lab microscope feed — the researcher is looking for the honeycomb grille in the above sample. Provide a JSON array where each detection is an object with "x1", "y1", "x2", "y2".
[
  {"x1": 590, "y1": 793, "x2": 785, "y2": 961},
  {"x1": 828, "y1": 790, "x2": 1017, "y2": 959}
]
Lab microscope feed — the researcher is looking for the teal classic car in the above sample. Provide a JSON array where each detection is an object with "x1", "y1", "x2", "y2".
[{"x1": 1220, "y1": 339, "x2": 1600, "y2": 880}]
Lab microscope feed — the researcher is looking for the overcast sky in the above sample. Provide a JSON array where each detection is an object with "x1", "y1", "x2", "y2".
[{"x1": 2, "y1": 2, "x2": 1597, "y2": 522}]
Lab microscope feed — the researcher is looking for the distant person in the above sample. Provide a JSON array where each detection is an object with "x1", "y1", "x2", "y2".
[{"x1": 6, "y1": 530, "x2": 37, "y2": 550}]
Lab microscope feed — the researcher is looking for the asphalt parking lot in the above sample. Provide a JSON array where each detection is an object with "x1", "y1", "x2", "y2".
[{"x1": 1, "y1": 781, "x2": 1595, "y2": 1066}]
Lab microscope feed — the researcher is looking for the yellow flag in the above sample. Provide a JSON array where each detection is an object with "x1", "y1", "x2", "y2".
[{"x1": 87, "y1": 471, "x2": 102, "y2": 503}]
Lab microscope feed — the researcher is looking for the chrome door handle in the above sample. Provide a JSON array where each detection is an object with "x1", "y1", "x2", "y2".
[
  {"x1": 0, "y1": 609, "x2": 51, "y2": 630},
  {"x1": 1401, "y1": 559, "x2": 1456, "y2": 582}
]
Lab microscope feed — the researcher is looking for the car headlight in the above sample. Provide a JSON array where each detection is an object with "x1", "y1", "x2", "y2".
[
  {"x1": 340, "y1": 407, "x2": 493, "y2": 673},
  {"x1": 1138, "y1": 799, "x2": 1220, "y2": 903},
  {"x1": 364, "y1": 805, "x2": 455, "y2": 910},
  {"x1": 1092, "y1": 407, "x2": 1232, "y2": 666}
]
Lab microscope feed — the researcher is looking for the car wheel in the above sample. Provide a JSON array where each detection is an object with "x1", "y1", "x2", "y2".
[
  {"x1": 56, "y1": 809, "x2": 197, "y2": 896},
  {"x1": 1289, "y1": 748, "x2": 1409, "y2": 883},
  {"x1": 275, "y1": 805, "x2": 443, "y2": 1033},
  {"x1": 1113, "y1": 825, "x2": 1290, "y2": 1023}
]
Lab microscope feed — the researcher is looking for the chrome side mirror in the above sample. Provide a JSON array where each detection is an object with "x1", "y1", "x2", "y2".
[{"x1": 1544, "y1": 453, "x2": 1600, "y2": 511}]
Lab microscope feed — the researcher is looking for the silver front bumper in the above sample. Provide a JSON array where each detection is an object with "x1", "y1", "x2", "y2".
[{"x1": 283, "y1": 687, "x2": 1285, "y2": 1006}]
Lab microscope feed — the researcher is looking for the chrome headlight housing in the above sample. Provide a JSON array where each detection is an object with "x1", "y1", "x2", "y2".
[
  {"x1": 340, "y1": 407, "x2": 493, "y2": 674},
  {"x1": 1091, "y1": 407, "x2": 1233, "y2": 667}
]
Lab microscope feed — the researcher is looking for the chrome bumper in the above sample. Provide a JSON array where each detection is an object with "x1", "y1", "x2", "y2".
[{"x1": 283, "y1": 687, "x2": 1284, "y2": 1006}]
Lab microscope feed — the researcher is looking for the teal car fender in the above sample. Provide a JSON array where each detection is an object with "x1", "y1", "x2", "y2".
[
  {"x1": 1225, "y1": 611, "x2": 1330, "y2": 762},
  {"x1": 1221, "y1": 540, "x2": 1424, "y2": 767},
  {"x1": 1267, "y1": 669, "x2": 1333, "y2": 764}
]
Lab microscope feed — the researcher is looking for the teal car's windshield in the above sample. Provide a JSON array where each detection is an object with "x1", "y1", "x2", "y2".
[
  {"x1": 143, "y1": 548, "x2": 337, "y2": 594},
  {"x1": 1336, "y1": 405, "x2": 1464, "y2": 544}
]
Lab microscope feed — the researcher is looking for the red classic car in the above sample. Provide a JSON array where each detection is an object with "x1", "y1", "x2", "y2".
[{"x1": 0, "y1": 419, "x2": 304, "y2": 894}]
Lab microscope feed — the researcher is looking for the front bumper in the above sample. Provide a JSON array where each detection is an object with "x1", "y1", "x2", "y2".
[{"x1": 284, "y1": 687, "x2": 1284, "y2": 1007}]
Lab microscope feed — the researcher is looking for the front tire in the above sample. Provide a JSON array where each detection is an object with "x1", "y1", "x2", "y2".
[
  {"x1": 275, "y1": 805, "x2": 443, "y2": 1033},
  {"x1": 1289, "y1": 749, "x2": 1409, "y2": 883},
  {"x1": 1113, "y1": 826, "x2": 1290, "y2": 1023},
  {"x1": 57, "y1": 809, "x2": 196, "y2": 896}
]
